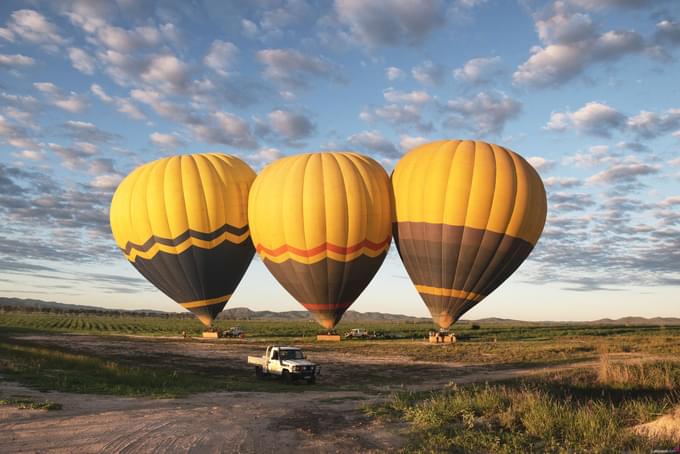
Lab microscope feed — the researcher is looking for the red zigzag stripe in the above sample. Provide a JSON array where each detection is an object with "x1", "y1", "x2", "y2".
[
  {"x1": 256, "y1": 237, "x2": 391, "y2": 258},
  {"x1": 301, "y1": 302, "x2": 354, "y2": 310}
]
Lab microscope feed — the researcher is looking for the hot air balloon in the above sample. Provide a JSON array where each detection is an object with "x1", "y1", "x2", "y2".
[
  {"x1": 392, "y1": 140, "x2": 547, "y2": 330},
  {"x1": 248, "y1": 152, "x2": 392, "y2": 330},
  {"x1": 109, "y1": 154, "x2": 256, "y2": 327}
]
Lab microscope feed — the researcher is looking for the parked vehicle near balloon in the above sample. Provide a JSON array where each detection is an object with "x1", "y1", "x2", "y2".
[
  {"x1": 109, "y1": 154, "x2": 256, "y2": 327},
  {"x1": 344, "y1": 328, "x2": 370, "y2": 339},
  {"x1": 248, "y1": 346, "x2": 320, "y2": 384},
  {"x1": 223, "y1": 326, "x2": 245, "y2": 338},
  {"x1": 248, "y1": 152, "x2": 392, "y2": 330},
  {"x1": 391, "y1": 140, "x2": 547, "y2": 331}
]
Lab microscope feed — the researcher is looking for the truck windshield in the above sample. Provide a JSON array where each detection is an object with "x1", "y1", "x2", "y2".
[{"x1": 280, "y1": 350, "x2": 303, "y2": 360}]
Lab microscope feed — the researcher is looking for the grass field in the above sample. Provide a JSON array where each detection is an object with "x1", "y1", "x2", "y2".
[
  {"x1": 2, "y1": 312, "x2": 680, "y2": 367},
  {"x1": 2, "y1": 312, "x2": 680, "y2": 451},
  {"x1": 366, "y1": 358, "x2": 680, "y2": 452}
]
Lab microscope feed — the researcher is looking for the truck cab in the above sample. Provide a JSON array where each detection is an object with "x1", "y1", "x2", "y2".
[{"x1": 247, "y1": 346, "x2": 319, "y2": 384}]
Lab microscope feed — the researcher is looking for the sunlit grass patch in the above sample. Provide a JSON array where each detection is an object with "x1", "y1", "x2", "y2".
[{"x1": 0, "y1": 397, "x2": 62, "y2": 410}]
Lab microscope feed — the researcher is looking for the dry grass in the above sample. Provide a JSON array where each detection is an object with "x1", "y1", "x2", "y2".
[{"x1": 366, "y1": 359, "x2": 680, "y2": 453}]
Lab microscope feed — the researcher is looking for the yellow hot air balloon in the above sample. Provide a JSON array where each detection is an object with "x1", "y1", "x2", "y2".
[
  {"x1": 248, "y1": 152, "x2": 392, "y2": 329},
  {"x1": 109, "y1": 154, "x2": 256, "y2": 326},
  {"x1": 392, "y1": 140, "x2": 547, "y2": 329}
]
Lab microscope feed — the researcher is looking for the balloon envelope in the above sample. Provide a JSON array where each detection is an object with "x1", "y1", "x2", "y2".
[
  {"x1": 392, "y1": 140, "x2": 547, "y2": 329},
  {"x1": 109, "y1": 154, "x2": 256, "y2": 326},
  {"x1": 248, "y1": 152, "x2": 392, "y2": 329}
]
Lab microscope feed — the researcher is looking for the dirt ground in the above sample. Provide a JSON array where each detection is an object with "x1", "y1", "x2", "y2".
[{"x1": 0, "y1": 335, "x2": 674, "y2": 453}]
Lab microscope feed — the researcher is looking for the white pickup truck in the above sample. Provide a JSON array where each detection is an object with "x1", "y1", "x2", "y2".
[{"x1": 247, "y1": 346, "x2": 320, "y2": 384}]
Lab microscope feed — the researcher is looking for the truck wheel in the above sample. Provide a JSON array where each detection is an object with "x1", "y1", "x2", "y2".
[
  {"x1": 306, "y1": 376, "x2": 316, "y2": 385},
  {"x1": 255, "y1": 366, "x2": 264, "y2": 379},
  {"x1": 282, "y1": 370, "x2": 292, "y2": 384}
]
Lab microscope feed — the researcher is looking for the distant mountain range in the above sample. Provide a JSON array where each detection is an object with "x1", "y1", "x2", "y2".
[{"x1": 1, "y1": 296, "x2": 679, "y2": 325}]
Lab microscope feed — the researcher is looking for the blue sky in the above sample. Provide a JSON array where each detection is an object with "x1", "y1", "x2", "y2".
[{"x1": 1, "y1": 0, "x2": 679, "y2": 321}]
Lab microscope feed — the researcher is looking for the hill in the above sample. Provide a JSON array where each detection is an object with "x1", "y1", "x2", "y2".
[
  {"x1": 1, "y1": 296, "x2": 679, "y2": 325},
  {"x1": 0, "y1": 297, "x2": 430, "y2": 322}
]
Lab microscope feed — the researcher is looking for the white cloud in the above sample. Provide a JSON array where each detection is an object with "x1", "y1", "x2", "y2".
[
  {"x1": 412, "y1": 60, "x2": 445, "y2": 86},
  {"x1": 242, "y1": 19, "x2": 259, "y2": 38},
  {"x1": 347, "y1": 130, "x2": 399, "y2": 157},
  {"x1": 3, "y1": 107, "x2": 35, "y2": 129},
  {"x1": 383, "y1": 88, "x2": 432, "y2": 104},
  {"x1": 4, "y1": 9, "x2": 66, "y2": 48},
  {"x1": 95, "y1": 25, "x2": 160, "y2": 52},
  {"x1": 61, "y1": 0, "x2": 112, "y2": 33},
  {"x1": 34, "y1": 82, "x2": 60, "y2": 95},
  {"x1": 54, "y1": 96, "x2": 87, "y2": 113},
  {"x1": 62, "y1": 121, "x2": 117, "y2": 143},
  {"x1": 656, "y1": 19, "x2": 680, "y2": 45},
  {"x1": 571, "y1": 102, "x2": 625, "y2": 135},
  {"x1": 567, "y1": 0, "x2": 657, "y2": 10},
  {"x1": 140, "y1": 54, "x2": 190, "y2": 92},
  {"x1": 514, "y1": 44, "x2": 586, "y2": 87},
  {"x1": 0, "y1": 115, "x2": 39, "y2": 151},
  {"x1": 548, "y1": 102, "x2": 680, "y2": 139},
  {"x1": 90, "y1": 84, "x2": 112, "y2": 103},
  {"x1": 443, "y1": 91, "x2": 521, "y2": 135},
  {"x1": 91, "y1": 174, "x2": 123, "y2": 190},
  {"x1": 49, "y1": 142, "x2": 97, "y2": 170},
  {"x1": 361, "y1": 103, "x2": 432, "y2": 132},
  {"x1": 545, "y1": 102, "x2": 625, "y2": 136},
  {"x1": 453, "y1": 56, "x2": 502, "y2": 83},
  {"x1": 564, "y1": 145, "x2": 616, "y2": 167},
  {"x1": 267, "y1": 110, "x2": 315, "y2": 142},
  {"x1": 247, "y1": 148, "x2": 282, "y2": 167},
  {"x1": 545, "y1": 112, "x2": 570, "y2": 132},
  {"x1": 90, "y1": 84, "x2": 145, "y2": 120},
  {"x1": 660, "y1": 196, "x2": 680, "y2": 207},
  {"x1": 189, "y1": 112, "x2": 257, "y2": 149},
  {"x1": 588, "y1": 161, "x2": 659, "y2": 184},
  {"x1": 204, "y1": 40, "x2": 239, "y2": 75},
  {"x1": 386, "y1": 66, "x2": 404, "y2": 80},
  {"x1": 544, "y1": 176, "x2": 582, "y2": 188},
  {"x1": 34, "y1": 82, "x2": 87, "y2": 113},
  {"x1": 259, "y1": 0, "x2": 312, "y2": 34},
  {"x1": 68, "y1": 48, "x2": 96, "y2": 74},
  {"x1": 528, "y1": 156, "x2": 556, "y2": 172},
  {"x1": 399, "y1": 134, "x2": 428, "y2": 150},
  {"x1": 14, "y1": 150, "x2": 45, "y2": 161},
  {"x1": 627, "y1": 109, "x2": 680, "y2": 138},
  {"x1": 514, "y1": 5, "x2": 647, "y2": 87},
  {"x1": 130, "y1": 88, "x2": 185, "y2": 121},
  {"x1": 150, "y1": 132, "x2": 184, "y2": 149},
  {"x1": 335, "y1": 0, "x2": 445, "y2": 47},
  {"x1": 0, "y1": 53, "x2": 35, "y2": 68},
  {"x1": 0, "y1": 27, "x2": 14, "y2": 42},
  {"x1": 257, "y1": 48, "x2": 339, "y2": 89}
]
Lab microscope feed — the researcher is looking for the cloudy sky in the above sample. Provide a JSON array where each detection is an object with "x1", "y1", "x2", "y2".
[{"x1": 1, "y1": 0, "x2": 679, "y2": 321}]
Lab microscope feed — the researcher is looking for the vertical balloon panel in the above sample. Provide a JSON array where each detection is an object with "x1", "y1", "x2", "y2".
[{"x1": 109, "y1": 154, "x2": 256, "y2": 326}]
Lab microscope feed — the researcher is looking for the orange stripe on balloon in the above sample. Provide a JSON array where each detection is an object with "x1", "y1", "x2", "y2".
[
  {"x1": 300, "y1": 302, "x2": 354, "y2": 311},
  {"x1": 256, "y1": 238, "x2": 391, "y2": 258}
]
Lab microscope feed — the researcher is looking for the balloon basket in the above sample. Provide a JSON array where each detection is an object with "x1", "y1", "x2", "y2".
[
  {"x1": 429, "y1": 331, "x2": 456, "y2": 344},
  {"x1": 316, "y1": 334, "x2": 341, "y2": 342},
  {"x1": 202, "y1": 331, "x2": 221, "y2": 338}
]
